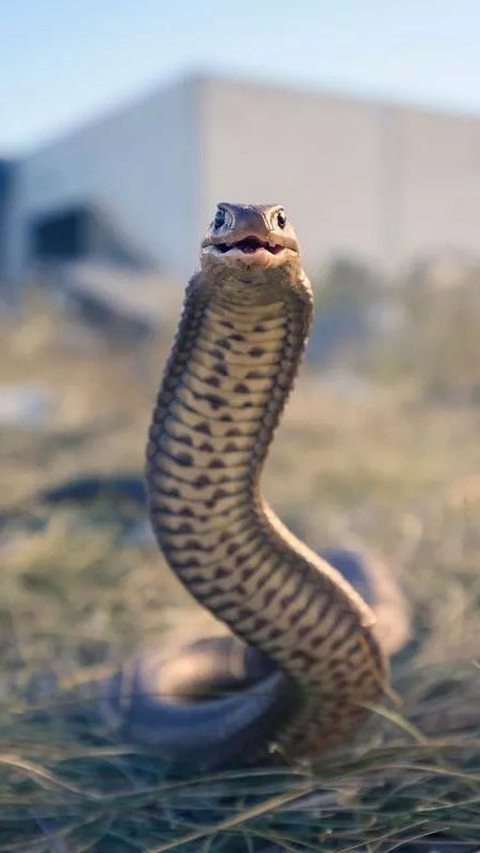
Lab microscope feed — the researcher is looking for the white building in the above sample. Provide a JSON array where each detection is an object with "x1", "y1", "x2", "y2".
[{"x1": 2, "y1": 73, "x2": 480, "y2": 286}]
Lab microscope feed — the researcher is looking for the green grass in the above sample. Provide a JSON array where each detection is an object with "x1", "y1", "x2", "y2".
[{"x1": 0, "y1": 287, "x2": 479, "y2": 851}]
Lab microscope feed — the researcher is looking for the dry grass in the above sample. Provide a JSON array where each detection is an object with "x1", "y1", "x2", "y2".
[{"x1": 0, "y1": 286, "x2": 479, "y2": 851}]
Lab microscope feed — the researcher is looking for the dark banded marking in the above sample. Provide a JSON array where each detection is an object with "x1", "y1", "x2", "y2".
[
  {"x1": 197, "y1": 327, "x2": 283, "y2": 355},
  {"x1": 195, "y1": 421, "x2": 212, "y2": 435},
  {"x1": 186, "y1": 363, "x2": 274, "y2": 394},
  {"x1": 150, "y1": 491, "x2": 246, "y2": 518},
  {"x1": 213, "y1": 566, "x2": 230, "y2": 579},
  {"x1": 145, "y1": 277, "x2": 387, "y2": 765},
  {"x1": 203, "y1": 310, "x2": 286, "y2": 332},
  {"x1": 159, "y1": 514, "x2": 254, "y2": 550},
  {"x1": 223, "y1": 441, "x2": 240, "y2": 452},
  {"x1": 208, "y1": 458, "x2": 226, "y2": 469},
  {"x1": 193, "y1": 345, "x2": 281, "y2": 368},
  {"x1": 208, "y1": 313, "x2": 287, "y2": 333},
  {"x1": 203, "y1": 375, "x2": 221, "y2": 388},
  {"x1": 199, "y1": 335, "x2": 283, "y2": 356},
  {"x1": 174, "y1": 387, "x2": 264, "y2": 421},
  {"x1": 195, "y1": 392, "x2": 229, "y2": 411},
  {"x1": 150, "y1": 452, "x2": 246, "y2": 484},
  {"x1": 280, "y1": 574, "x2": 307, "y2": 611},
  {"x1": 184, "y1": 387, "x2": 269, "y2": 412},
  {"x1": 152, "y1": 478, "x2": 246, "y2": 504},
  {"x1": 328, "y1": 619, "x2": 359, "y2": 652},
  {"x1": 205, "y1": 488, "x2": 244, "y2": 508},
  {"x1": 214, "y1": 337, "x2": 232, "y2": 350},
  {"x1": 287, "y1": 586, "x2": 319, "y2": 629},
  {"x1": 188, "y1": 507, "x2": 251, "y2": 529}
]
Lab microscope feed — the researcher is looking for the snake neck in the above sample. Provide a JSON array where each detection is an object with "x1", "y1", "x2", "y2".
[{"x1": 146, "y1": 267, "x2": 387, "y2": 759}]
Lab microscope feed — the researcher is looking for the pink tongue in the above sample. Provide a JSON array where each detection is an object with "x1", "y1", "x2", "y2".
[{"x1": 242, "y1": 245, "x2": 258, "y2": 253}]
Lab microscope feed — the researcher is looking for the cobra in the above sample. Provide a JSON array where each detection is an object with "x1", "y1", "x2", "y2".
[{"x1": 99, "y1": 203, "x2": 407, "y2": 770}]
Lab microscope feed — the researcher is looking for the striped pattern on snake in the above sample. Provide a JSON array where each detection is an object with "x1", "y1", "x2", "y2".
[{"x1": 127, "y1": 203, "x2": 390, "y2": 768}]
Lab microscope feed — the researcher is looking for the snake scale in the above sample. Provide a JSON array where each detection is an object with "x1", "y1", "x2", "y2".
[{"x1": 98, "y1": 203, "x2": 398, "y2": 770}]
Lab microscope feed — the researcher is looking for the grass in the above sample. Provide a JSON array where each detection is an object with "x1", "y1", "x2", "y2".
[{"x1": 0, "y1": 284, "x2": 479, "y2": 851}]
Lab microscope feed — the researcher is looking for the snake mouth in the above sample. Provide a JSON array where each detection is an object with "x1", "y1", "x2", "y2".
[{"x1": 215, "y1": 236, "x2": 284, "y2": 255}]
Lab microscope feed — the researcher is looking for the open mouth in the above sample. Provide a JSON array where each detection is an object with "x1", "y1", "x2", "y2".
[{"x1": 215, "y1": 236, "x2": 283, "y2": 255}]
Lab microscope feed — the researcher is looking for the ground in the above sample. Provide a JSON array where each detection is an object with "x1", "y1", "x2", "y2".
[{"x1": 0, "y1": 279, "x2": 479, "y2": 851}]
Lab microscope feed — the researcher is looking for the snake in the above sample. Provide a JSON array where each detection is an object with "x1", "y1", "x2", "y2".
[{"x1": 92, "y1": 203, "x2": 407, "y2": 771}]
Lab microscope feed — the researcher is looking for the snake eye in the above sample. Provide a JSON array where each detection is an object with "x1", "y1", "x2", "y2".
[
  {"x1": 276, "y1": 209, "x2": 287, "y2": 229},
  {"x1": 213, "y1": 208, "x2": 226, "y2": 230}
]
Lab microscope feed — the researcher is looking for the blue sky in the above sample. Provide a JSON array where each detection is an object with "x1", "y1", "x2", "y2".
[{"x1": 2, "y1": 0, "x2": 479, "y2": 152}]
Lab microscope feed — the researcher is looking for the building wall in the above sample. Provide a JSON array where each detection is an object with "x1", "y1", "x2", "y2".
[
  {"x1": 4, "y1": 74, "x2": 480, "y2": 283},
  {"x1": 4, "y1": 77, "x2": 202, "y2": 280},
  {"x1": 200, "y1": 77, "x2": 388, "y2": 274},
  {"x1": 392, "y1": 107, "x2": 480, "y2": 261},
  {"x1": 200, "y1": 77, "x2": 480, "y2": 277}
]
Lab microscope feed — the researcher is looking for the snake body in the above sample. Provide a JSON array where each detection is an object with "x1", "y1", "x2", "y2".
[{"x1": 101, "y1": 202, "x2": 387, "y2": 769}]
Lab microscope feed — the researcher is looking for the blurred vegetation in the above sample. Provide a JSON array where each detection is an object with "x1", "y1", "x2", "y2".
[{"x1": 0, "y1": 257, "x2": 479, "y2": 851}]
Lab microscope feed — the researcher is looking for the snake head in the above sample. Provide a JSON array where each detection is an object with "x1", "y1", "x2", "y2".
[{"x1": 200, "y1": 203, "x2": 301, "y2": 271}]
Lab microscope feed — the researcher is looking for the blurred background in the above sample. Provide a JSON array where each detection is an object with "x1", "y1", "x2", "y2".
[
  {"x1": 1, "y1": 2, "x2": 480, "y2": 849},
  {"x1": 0, "y1": 0, "x2": 479, "y2": 744}
]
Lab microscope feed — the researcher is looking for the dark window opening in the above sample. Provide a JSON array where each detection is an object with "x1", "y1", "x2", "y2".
[
  {"x1": 29, "y1": 206, "x2": 88, "y2": 262},
  {"x1": 0, "y1": 160, "x2": 14, "y2": 273},
  {"x1": 28, "y1": 204, "x2": 155, "y2": 271}
]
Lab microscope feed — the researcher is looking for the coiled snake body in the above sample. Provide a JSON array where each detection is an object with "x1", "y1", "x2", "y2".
[{"x1": 102, "y1": 204, "x2": 398, "y2": 770}]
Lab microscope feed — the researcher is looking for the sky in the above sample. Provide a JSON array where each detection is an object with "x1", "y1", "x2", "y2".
[{"x1": 2, "y1": 0, "x2": 480, "y2": 152}]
